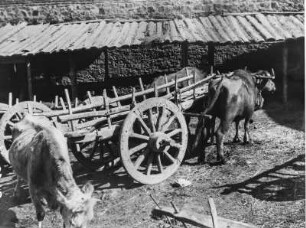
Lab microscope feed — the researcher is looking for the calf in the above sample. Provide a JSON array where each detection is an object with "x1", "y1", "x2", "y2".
[{"x1": 9, "y1": 115, "x2": 98, "y2": 228}]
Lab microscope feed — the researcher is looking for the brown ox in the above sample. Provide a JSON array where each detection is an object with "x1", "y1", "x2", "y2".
[
  {"x1": 193, "y1": 69, "x2": 276, "y2": 164},
  {"x1": 9, "y1": 115, "x2": 98, "y2": 228}
]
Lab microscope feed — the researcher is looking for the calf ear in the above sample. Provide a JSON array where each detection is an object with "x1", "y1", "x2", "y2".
[{"x1": 82, "y1": 182, "x2": 94, "y2": 196}]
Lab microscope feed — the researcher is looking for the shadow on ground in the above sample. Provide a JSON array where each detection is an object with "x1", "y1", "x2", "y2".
[{"x1": 216, "y1": 154, "x2": 305, "y2": 202}]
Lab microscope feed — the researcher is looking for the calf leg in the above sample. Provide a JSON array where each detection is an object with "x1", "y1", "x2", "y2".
[
  {"x1": 243, "y1": 118, "x2": 252, "y2": 144},
  {"x1": 233, "y1": 121, "x2": 241, "y2": 143},
  {"x1": 29, "y1": 184, "x2": 45, "y2": 228},
  {"x1": 216, "y1": 120, "x2": 231, "y2": 164}
]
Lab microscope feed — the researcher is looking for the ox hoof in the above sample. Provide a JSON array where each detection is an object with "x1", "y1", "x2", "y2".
[
  {"x1": 197, "y1": 157, "x2": 206, "y2": 164},
  {"x1": 216, "y1": 156, "x2": 226, "y2": 165},
  {"x1": 232, "y1": 137, "x2": 241, "y2": 143}
]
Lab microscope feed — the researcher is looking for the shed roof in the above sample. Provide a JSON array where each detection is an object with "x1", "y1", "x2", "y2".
[{"x1": 0, "y1": 13, "x2": 304, "y2": 58}]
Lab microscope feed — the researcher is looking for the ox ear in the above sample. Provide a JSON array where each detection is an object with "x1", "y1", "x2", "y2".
[{"x1": 82, "y1": 182, "x2": 94, "y2": 196}]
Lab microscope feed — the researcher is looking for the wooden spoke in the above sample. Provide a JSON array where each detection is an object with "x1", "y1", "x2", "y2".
[
  {"x1": 15, "y1": 112, "x2": 23, "y2": 120},
  {"x1": 88, "y1": 140, "x2": 99, "y2": 160},
  {"x1": 156, "y1": 107, "x2": 167, "y2": 131},
  {"x1": 3, "y1": 135, "x2": 12, "y2": 141},
  {"x1": 134, "y1": 148, "x2": 149, "y2": 170},
  {"x1": 148, "y1": 109, "x2": 156, "y2": 132},
  {"x1": 146, "y1": 153, "x2": 154, "y2": 175},
  {"x1": 169, "y1": 140, "x2": 182, "y2": 149},
  {"x1": 80, "y1": 141, "x2": 93, "y2": 150},
  {"x1": 135, "y1": 112, "x2": 151, "y2": 135},
  {"x1": 130, "y1": 132, "x2": 150, "y2": 141},
  {"x1": 164, "y1": 150, "x2": 177, "y2": 164},
  {"x1": 7, "y1": 121, "x2": 15, "y2": 127},
  {"x1": 120, "y1": 97, "x2": 188, "y2": 185},
  {"x1": 161, "y1": 115, "x2": 176, "y2": 132},
  {"x1": 167, "y1": 129, "x2": 182, "y2": 138},
  {"x1": 129, "y1": 142, "x2": 148, "y2": 156},
  {"x1": 156, "y1": 154, "x2": 163, "y2": 173}
]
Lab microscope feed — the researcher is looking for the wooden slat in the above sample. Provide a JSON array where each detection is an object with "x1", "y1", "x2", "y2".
[
  {"x1": 208, "y1": 16, "x2": 231, "y2": 43},
  {"x1": 134, "y1": 21, "x2": 148, "y2": 45},
  {"x1": 225, "y1": 16, "x2": 250, "y2": 42},
  {"x1": 84, "y1": 21, "x2": 106, "y2": 49},
  {"x1": 216, "y1": 15, "x2": 240, "y2": 43},
  {"x1": 199, "y1": 17, "x2": 223, "y2": 43},
  {"x1": 246, "y1": 15, "x2": 274, "y2": 40},
  {"x1": 255, "y1": 14, "x2": 283, "y2": 40},
  {"x1": 122, "y1": 21, "x2": 139, "y2": 46},
  {"x1": 236, "y1": 16, "x2": 264, "y2": 42}
]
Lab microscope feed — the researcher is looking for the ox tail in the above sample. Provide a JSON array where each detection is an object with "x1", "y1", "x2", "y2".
[{"x1": 192, "y1": 76, "x2": 224, "y2": 155}]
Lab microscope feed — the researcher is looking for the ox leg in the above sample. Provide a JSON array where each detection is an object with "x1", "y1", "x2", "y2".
[
  {"x1": 209, "y1": 117, "x2": 216, "y2": 144},
  {"x1": 216, "y1": 120, "x2": 231, "y2": 164},
  {"x1": 243, "y1": 119, "x2": 252, "y2": 144},
  {"x1": 13, "y1": 176, "x2": 22, "y2": 199},
  {"x1": 29, "y1": 184, "x2": 45, "y2": 228},
  {"x1": 233, "y1": 121, "x2": 241, "y2": 143}
]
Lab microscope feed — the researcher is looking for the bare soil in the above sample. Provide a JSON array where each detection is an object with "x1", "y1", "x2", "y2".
[{"x1": 0, "y1": 99, "x2": 304, "y2": 228}]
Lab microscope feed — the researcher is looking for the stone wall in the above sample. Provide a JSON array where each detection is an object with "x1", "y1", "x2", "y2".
[{"x1": 0, "y1": 0, "x2": 303, "y2": 25}]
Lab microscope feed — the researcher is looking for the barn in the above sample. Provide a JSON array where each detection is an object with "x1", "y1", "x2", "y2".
[{"x1": 0, "y1": 7, "x2": 304, "y2": 105}]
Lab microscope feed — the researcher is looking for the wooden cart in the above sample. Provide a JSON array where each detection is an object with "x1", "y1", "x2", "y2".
[{"x1": 0, "y1": 71, "x2": 217, "y2": 185}]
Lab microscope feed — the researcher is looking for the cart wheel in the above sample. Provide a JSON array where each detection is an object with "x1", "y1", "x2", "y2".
[
  {"x1": 0, "y1": 101, "x2": 51, "y2": 164},
  {"x1": 120, "y1": 98, "x2": 188, "y2": 185},
  {"x1": 70, "y1": 138, "x2": 119, "y2": 171}
]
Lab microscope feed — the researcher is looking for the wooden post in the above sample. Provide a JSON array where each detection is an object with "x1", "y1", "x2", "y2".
[
  {"x1": 181, "y1": 41, "x2": 189, "y2": 67},
  {"x1": 104, "y1": 48, "x2": 109, "y2": 81},
  {"x1": 69, "y1": 56, "x2": 77, "y2": 100},
  {"x1": 26, "y1": 60, "x2": 33, "y2": 100},
  {"x1": 208, "y1": 44, "x2": 215, "y2": 69},
  {"x1": 282, "y1": 43, "x2": 288, "y2": 105}
]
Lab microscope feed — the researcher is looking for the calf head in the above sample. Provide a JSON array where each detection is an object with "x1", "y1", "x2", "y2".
[{"x1": 58, "y1": 182, "x2": 99, "y2": 228}]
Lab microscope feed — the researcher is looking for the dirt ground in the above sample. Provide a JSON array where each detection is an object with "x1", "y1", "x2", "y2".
[{"x1": 0, "y1": 98, "x2": 304, "y2": 228}]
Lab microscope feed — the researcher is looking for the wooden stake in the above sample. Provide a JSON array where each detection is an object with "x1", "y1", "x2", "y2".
[
  {"x1": 8, "y1": 92, "x2": 12, "y2": 107},
  {"x1": 208, "y1": 198, "x2": 219, "y2": 228},
  {"x1": 154, "y1": 82, "x2": 158, "y2": 97},
  {"x1": 60, "y1": 98, "x2": 66, "y2": 111},
  {"x1": 33, "y1": 95, "x2": 36, "y2": 102},
  {"x1": 112, "y1": 86, "x2": 121, "y2": 107},
  {"x1": 170, "y1": 202, "x2": 188, "y2": 228},
  {"x1": 103, "y1": 89, "x2": 112, "y2": 128},
  {"x1": 131, "y1": 87, "x2": 137, "y2": 107},
  {"x1": 138, "y1": 77, "x2": 146, "y2": 100},
  {"x1": 164, "y1": 75, "x2": 170, "y2": 94},
  {"x1": 27, "y1": 102, "x2": 33, "y2": 115},
  {"x1": 186, "y1": 68, "x2": 190, "y2": 86},
  {"x1": 55, "y1": 95, "x2": 58, "y2": 108},
  {"x1": 65, "y1": 89, "x2": 74, "y2": 131}
]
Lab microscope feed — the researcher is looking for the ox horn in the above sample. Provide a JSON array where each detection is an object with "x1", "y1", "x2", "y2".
[{"x1": 271, "y1": 68, "x2": 275, "y2": 78}]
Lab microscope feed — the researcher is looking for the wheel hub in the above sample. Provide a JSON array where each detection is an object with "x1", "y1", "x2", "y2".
[{"x1": 148, "y1": 132, "x2": 171, "y2": 153}]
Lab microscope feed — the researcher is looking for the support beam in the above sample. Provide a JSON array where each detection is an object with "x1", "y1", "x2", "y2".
[
  {"x1": 181, "y1": 41, "x2": 189, "y2": 67},
  {"x1": 104, "y1": 48, "x2": 109, "y2": 82},
  {"x1": 26, "y1": 60, "x2": 33, "y2": 100},
  {"x1": 69, "y1": 56, "x2": 77, "y2": 100},
  {"x1": 208, "y1": 44, "x2": 215, "y2": 68},
  {"x1": 282, "y1": 43, "x2": 288, "y2": 105}
]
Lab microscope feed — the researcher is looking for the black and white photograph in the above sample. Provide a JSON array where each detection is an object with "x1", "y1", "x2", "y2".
[{"x1": 0, "y1": 0, "x2": 304, "y2": 227}]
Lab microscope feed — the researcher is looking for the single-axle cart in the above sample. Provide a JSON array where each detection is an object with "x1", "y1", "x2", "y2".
[{"x1": 0, "y1": 70, "x2": 217, "y2": 184}]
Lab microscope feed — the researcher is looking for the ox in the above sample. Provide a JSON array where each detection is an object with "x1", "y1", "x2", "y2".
[
  {"x1": 193, "y1": 69, "x2": 276, "y2": 164},
  {"x1": 9, "y1": 115, "x2": 98, "y2": 228}
]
